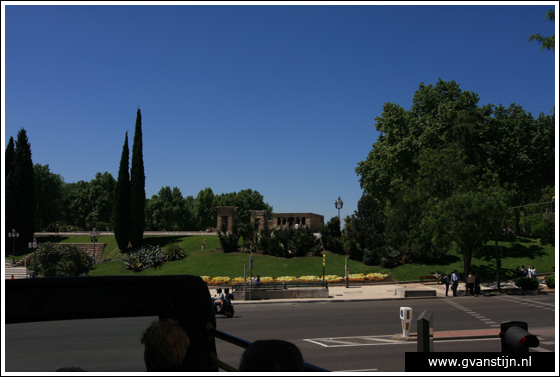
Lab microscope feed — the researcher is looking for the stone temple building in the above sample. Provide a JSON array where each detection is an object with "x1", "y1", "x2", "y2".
[{"x1": 216, "y1": 206, "x2": 324, "y2": 233}]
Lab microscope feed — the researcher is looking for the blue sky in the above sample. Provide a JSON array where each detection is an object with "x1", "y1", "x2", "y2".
[{"x1": 2, "y1": 3, "x2": 557, "y2": 223}]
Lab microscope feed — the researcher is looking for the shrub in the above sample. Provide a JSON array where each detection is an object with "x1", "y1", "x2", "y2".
[
  {"x1": 320, "y1": 217, "x2": 344, "y2": 254},
  {"x1": 217, "y1": 231, "x2": 240, "y2": 253},
  {"x1": 379, "y1": 246, "x2": 401, "y2": 268},
  {"x1": 544, "y1": 275, "x2": 555, "y2": 289},
  {"x1": 122, "y1": 244, "x2": 163, "y2": 272},
  {"x1": 345, "y1": 238, "x2": 363, "y2": 262},
  {"x1": 35, "y1": 242, "x2": 92, "y2": 277},
  {"x1": 515, "y1": 277, "x2": 539, "y2": 291},
  {"x1": 258, "y1": 228, "x2": 284, "y2": 257},
  {"x1": 290, "y1": 228, "x2": 322, "y2": 257},
  {"x1": 163, "y1": 243, "x2": 186, "y2": 261},
  {"x1": 362, "y1": 248, "x2": 378, "y2": 266}
]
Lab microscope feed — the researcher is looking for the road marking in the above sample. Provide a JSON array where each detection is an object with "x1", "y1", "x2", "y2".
[
  {"x1": 534, "y1": 347, "x2": 553, "y2": 352},
  {"x1": 336, "y1": 369, "x2": 378, "y2": 372},
  {"x1": 304, "y1": 336, "x2": 498, "y2": 348},
  {"x1": 494, "y1": 296, "x2": 555, "y2": 308},
  {"x1": 445, "y1": 298, "x2": 500, "y2": 328},
  {"x1": 304, "y1": 335, "x2": 409, "y2": 348}
]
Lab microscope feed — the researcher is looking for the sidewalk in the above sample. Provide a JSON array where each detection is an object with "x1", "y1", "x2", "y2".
[
  {"x1": 208, "y1": 279, "x2": 547, "y2": 304},
  {"x1": 209, "y1": 280, "x2": 554, "y2": 341}
]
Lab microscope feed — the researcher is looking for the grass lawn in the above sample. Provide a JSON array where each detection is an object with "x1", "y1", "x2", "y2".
[{"x1": 11, "y1": 235, "x2": 555, "y2": 282}]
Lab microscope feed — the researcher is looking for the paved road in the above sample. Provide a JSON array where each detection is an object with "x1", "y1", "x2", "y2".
[{"x1": 5, "y1": 295, "x2": 555, "y2": 372}]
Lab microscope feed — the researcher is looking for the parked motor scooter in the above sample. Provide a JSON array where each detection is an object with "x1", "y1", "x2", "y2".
[{"x1": 212, "y1": 288, "x2": 234, "y2": 317}]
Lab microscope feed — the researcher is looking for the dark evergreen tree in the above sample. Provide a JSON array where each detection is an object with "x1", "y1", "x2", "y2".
[
  {"x1": 12, "y1": 129, "x2": 36, "y2": 249},
  {"x1": 130, "y1": 108, "x2": 145, "y2": 248},
  {"x1": 113, "y1": 132, "x2": 131, "y2": 251},
  {"x1": 5, "y1": 137, "x2": 16, "y2": 249}
]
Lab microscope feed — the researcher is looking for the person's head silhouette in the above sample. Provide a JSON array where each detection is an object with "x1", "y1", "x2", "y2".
[{"x1": 239, "y1": 339, "x2": 304, "y2": 372}]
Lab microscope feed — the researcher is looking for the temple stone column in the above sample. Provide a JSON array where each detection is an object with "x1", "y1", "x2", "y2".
[
  {"x1": 216, "y1": 206, "x2": 238, "y2": 233},
  {"x1": 250, "y1": 210, "x2": 268, "y2": 232}
]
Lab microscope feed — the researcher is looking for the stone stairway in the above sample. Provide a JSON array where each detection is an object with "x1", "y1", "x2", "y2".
[
  {"x1": 69, "y1": 243, "x2": 106, "y2": 264},
  {"x1": 5, "y1": 260, "x2": 28, "y2": 279}
]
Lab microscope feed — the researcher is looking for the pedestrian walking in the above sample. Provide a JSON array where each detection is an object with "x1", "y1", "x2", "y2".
[
  {"x1": 201, "y1": 239, "x2": 207, "y2": 250},
  {"x1": 527, "y1": 265, "x2": 537, "y2": 279},
  {"x1": 442, "y1": 273, "x2": 450, "y2": 297},
  {"x1": 474, "y1": 272, "x2": 481, "y2": 295},
  {"x1": 451, "y1": 270, "x2": 459, "y2": 297},
  {"x1": 466, "y1": 273, "x2": 476, "y2": 295}
]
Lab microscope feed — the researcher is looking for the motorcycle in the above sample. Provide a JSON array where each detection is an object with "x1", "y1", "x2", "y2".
[{"x1": 212, "y1": 288, "x2": 235, "y2": 318}]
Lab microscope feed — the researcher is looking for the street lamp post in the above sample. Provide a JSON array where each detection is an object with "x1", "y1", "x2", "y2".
[
  {"x1": 28, "y1": 238, "x2": 40, "y2": 278},
  {"x1": 90, "y1": 228, "x2": 100, "y2": 264},
  {"x1": 322, "y1": 252, "x2": 326, "y2": 281},
  {"x1": 334, "y1": 197, "x2": 343, "y2": 219},
  {"x1": 8, "y1": 229, "x2": 19, "y2": 264}
]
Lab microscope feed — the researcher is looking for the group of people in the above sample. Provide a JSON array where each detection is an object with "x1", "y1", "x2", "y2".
[
  {"x1": 441, "y1": 270, "x2": 481, "y2": 297},
  {"x1": 514, "y1": 265, "x2": 537, "y2": 278},
  {"x1": 141, "y1": 318, "x2": 304, "y2": 372}
]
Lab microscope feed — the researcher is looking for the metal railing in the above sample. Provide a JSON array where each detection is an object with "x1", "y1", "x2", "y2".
[
  {"x1": 210, "y1": 326, "x2": 330, "y2": 372},
  {"x1": 232, "y1": 281, "x2": 329, "y2": 291}
]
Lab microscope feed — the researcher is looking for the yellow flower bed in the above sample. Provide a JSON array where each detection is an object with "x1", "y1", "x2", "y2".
[
  {"x1": 365, "y1": 273, "x2": 390, "y2": 281},
  {"x1": 202, "y1": 273, "x2": 390, "y2": 285},
  {"x1": 276, "y1": 276, "x2": 298, "y2": 283},
  {"x1": 324, "y1": 275, "x2": 343, "y2": 282},
  {"x1": 298, "y1": 275, "x2": 320, "y2": 282},
  {"x1": 349, "y1": 273, "x2": 365, "y2": 282}
]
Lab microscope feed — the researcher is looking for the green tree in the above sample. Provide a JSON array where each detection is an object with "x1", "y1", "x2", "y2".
[
  {"x1": 61, "y1": 180, "x2": 90, "y2": 229},
  {"x1": 216, "y1": 189, "x2": 273, "y2": 224},
  {"x1": 355, "y1": 80, "x2": 554, "y2": 266},
  {"x1": 436, "y1": 185, "x2": 507, "y2": 279},
  {"x1": 130, "y1": 108, "x2": 146, "y2": 248},
  {"x1": 145, "y1": 186, "x2": 191, "y2": 231},
  {"x1": 195, "y1": 188, "x2": 216, "y2": 230},
  {"x1": 488, "y1": 104, "x2": 555, "y2": 234},
  {"x1": 59, "y1": 173, "x2": 116, "y2": 230},
  {"x1": 519, "y1": 185, "x2": 555, "y2": 245},
  {"x1": 87, "y1": 172, "x2": 117, "y2": 230},
  {"x1": 11, "y1": 129, "x2": 36, "y2": 248},
  {"x1": 528, "y1": 9, "x2": 555, "y2": 51},
  {"x1": 114, "y1": 132, "x2": 131, "y2": 251},
  {"x1": 34, "y1": 164, "x2": 64, "y2": 231},
  {"x1": 320, "y1": 217, "x2": 344, "y2": 254}
]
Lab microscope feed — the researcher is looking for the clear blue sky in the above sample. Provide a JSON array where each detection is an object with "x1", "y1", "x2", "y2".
[{"x1": 3, "y1": 3, "x2": 557, "y2": 223}]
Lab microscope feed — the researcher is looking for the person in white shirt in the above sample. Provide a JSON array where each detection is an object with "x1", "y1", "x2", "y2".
[{"x1": 451, "y1": 270, "x2": 460, "y2": 297}]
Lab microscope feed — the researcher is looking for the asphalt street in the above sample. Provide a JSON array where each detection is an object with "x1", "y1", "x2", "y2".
[{"x1": 4, "y1": 294, "x2": 555, "y2": 372}]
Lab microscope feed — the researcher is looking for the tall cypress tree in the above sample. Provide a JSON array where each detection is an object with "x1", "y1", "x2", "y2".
[
  {"x1": 12, "y1": 129, "x2": 36, "y2": 249},
  {"x1": 113, "y1": 132, "x2": 131, "y2": 251},
  {"x1": 130, "y1": 108, "x2": 145, "y2": 248},
  {"x1": 5, "y1": 137, "x2": 16, "y2": 250}
]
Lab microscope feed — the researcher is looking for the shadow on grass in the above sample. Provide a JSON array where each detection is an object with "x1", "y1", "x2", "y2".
[
  {"x1": 142, "y1": 236, "x2": 188, "y2": 248},
  {"x1": 439, "y1": 254, "x2": 461, "y2": 264},
  {"x1": 35, "y1": 235, "x2": 71, "y2": 243},
  {"x1": 469, "y1": 264, "x2": 496, "y2": 279},
  {"x1": 477, "y1": 243, "x2": 546, "y2": 262}
]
